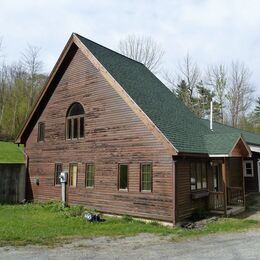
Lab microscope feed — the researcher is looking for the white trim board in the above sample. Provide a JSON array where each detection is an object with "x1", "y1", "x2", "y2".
[{"x1": 249, "y1": 145, "x2": 260, "y2": 153}]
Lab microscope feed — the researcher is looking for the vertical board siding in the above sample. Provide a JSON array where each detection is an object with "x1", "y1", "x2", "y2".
[
  {"x1": 25, "y1": 49, "x2": 174, "y2": 222},
  {"x1": 175, "y1": 158, "x2": 211, "y2": 221},
  {"x1": 244, "y1": 153, "x2": 259, "y2": 193}
]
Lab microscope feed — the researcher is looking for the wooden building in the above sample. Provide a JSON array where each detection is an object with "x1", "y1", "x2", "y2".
[{"x1": 15, "y1": 33, "x2": 260, "y2": 224}]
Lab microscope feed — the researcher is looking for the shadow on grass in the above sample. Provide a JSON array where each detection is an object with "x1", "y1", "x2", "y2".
[{"x1": 237, "y1": 193, "x2": 260, "y2": 219}]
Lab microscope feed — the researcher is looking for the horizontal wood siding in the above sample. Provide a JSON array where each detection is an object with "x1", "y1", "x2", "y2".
[{"x1": 25, "y1": 49, "x2": 173, "y2": 222}]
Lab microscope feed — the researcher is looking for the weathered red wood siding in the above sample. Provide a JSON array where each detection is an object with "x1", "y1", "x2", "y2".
[{"x1": 25, "y1": 48, "x2": 174, "y2": 222}]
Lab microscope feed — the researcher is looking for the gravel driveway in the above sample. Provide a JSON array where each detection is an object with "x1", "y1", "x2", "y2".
[{"x1": 1, "y1": 230, "x2": 260, "y2": 260}]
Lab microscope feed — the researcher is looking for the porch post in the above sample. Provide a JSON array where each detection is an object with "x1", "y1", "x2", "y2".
[
  {"x1": 172, "y1": 160, "x2": 176, "y2": 225},
  {"x1": 241, "y1": 158, "x2": 246, "y2": 207},
  {"x1": 222, "y1": 158, "x2": 227, "y2": 216}
]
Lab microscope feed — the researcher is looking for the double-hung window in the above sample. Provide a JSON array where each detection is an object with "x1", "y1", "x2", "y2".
[
  {"x1": 243, "y1": 160, "x2": 254, "y2": 177},
  {"x1": 86, "y1": 163, "x2": 95, "y2": 188},
  {"x1": 118, "y1": 164, "x2": 128, "y2": 191},
  {"x1": 141, "y1": 163, "x2": 152, "y2": 192}
]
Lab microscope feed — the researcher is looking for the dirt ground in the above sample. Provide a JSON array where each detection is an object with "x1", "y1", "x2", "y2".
[{"x1": 1, "y1": 230, "x2": 260, "y2": 260}]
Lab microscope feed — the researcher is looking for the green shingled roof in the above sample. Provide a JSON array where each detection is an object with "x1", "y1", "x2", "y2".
[
  {"x1": 76, "y1": 34, "x2": 255, "y2": 155},
  {"x1": 201, "y1": 119, "x2": 260, "y2": 147}
]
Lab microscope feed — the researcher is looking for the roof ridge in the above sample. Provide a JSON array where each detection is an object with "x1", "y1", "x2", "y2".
[
  {"x1": 202, "y1": 118, "x2": 259, "y2": 136},
  {"x1": 75, "y1": 33, "x2": 146, "y2": 68}
]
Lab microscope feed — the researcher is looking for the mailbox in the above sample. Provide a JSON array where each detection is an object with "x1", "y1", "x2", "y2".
[{"x1": 59, "y1": 171, "x2": 68, "y2": 183}]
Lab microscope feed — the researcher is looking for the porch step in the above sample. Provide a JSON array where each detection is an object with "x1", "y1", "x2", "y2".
[{"x1": 210, "y1": 206, "x2": 245, "y2": 216}]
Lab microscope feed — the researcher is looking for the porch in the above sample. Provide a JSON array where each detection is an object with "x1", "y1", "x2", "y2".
[
  {"x1": 209, "y1": 187, "x2": 245, "y2": 215},
  {"x1": 207, "y1": 158, "x2": 246, "y2": 216}
]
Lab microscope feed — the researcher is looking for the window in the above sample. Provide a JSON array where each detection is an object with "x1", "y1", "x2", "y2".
[
  {"x1": 141, "y1": 163, "x2": 152, "y2": 192},
  {"x1": 37, "y1": 122, "x2": 45, "y2": 142},
  {"x1": 54, "y1": 163, "x2": 62, "y2": 185},
  {"x1": 118, "y1": 164, "x2": 128, "y2": 190},
  {"x1": 86, "y1": 163, "x2": 95, "y2": 188},
  {"x1": 243, "y1": 160, "x2": 254, "y2": 177},
  {"x1": 69, "y1": 163, "x2": 78, "y2": 187},
  {"x1": 66, "y1": 102, "x2": 85, "y2": 140},
  {"x1": 190, "y1": 162, "x2": 207, "y2": 191}
]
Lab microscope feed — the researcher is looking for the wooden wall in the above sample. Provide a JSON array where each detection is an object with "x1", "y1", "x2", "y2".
[
  {"x1": 0, "y1": 163, "x2": 26, "y2": 203},
  {"x1": 175, "y1": 157, "x2": 212, "y2": 221},
  {"x1": 25, "y1": 48, "x2": 174, "y2": 222}
]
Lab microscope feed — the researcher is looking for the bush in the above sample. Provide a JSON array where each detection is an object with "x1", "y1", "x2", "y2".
[
  {"x1": 191, "y1": 208, "x2": 209, "y2": 221},
  {"x1": 63, "y1": 205, "x2": 85, "y2": 217}
]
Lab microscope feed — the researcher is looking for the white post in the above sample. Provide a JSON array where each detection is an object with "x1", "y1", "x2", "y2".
[
  {"x1": 61, "y1": 182, "x2": 66, "y2": 207},
  {"x1": 210, "y1": 101, "x2": 213, "y2": 131},
  {"x1": 60, "y1": 171, "x2": 68, "y2": 207}
]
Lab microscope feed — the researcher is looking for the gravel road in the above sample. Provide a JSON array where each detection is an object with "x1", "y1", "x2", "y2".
[{"x1": 1, "y1": 229, "x2": 260, "y2": 260}]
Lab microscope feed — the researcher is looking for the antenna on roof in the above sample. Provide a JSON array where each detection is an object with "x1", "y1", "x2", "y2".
[{"x1": 210, "y1": 101, "x2": 213, "y2": 131}]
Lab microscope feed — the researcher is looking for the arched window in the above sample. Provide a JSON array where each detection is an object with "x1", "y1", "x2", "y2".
[{"x1": 66, "y1": 102, "x2": 85, "y2": 139}]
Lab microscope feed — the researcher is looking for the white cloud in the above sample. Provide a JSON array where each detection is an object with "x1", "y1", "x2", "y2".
[{"x1": 0, "y1": 0, "x2": 260, "y2": 95}]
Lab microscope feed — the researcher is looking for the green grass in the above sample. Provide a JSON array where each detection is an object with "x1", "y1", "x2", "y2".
[
  {"x1": 0, "y1": 203, "x2": 259, "y2": 246},
  {"x1": 0, "y1": 141, "x2": 24, "y2": 163}
]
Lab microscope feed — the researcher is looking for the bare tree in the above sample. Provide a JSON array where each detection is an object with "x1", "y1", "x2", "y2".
[
  {"x1": 118, "y1": 35, "x2": 164, "y2": 73},
  {"x1": 226, "y1": 61, "x2": 254, "y2": 127},
  {"x1": 21, "y1": 45, "x2": 43, "y2": 117},
  {"x1": 206, "y1": 64, "x2": 228, "y2": 123},
  {"x1": 165, "y1": 54, "x2": 201, "y2": 96},
  {"x1": 164, "y1": 53, "x2": 201, "y2": 112}
]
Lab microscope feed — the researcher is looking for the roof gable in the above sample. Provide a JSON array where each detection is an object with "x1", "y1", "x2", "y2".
[
  {"x1": 16, "y1": 33, "x2": 252, "y2": 157},
  {"x1": 76, "y1": 34, "x2": 213, "y2": 154}
]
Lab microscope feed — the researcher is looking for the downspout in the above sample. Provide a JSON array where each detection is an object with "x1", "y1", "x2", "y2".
[{"x1": 172, "y1": 159, "x2": 176, "y2": 225}]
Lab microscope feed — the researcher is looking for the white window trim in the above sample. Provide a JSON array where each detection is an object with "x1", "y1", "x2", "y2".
[{"x1": 243, "y1": 160, "x2": 254, "y2": 177}]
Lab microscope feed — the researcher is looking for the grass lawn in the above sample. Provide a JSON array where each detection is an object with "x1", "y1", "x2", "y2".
[
  {"x1": 0, "y1": 141, "x2": 24, "y2": 163},
  {"x1": 0, "y1": 203, "x2": 259, "y2": 246}
]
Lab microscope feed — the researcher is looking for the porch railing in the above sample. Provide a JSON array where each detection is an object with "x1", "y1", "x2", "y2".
[
  {"x1": 208, "y1": 191, "x2": 224, "y2": 210},
  {"x1": 227, "y1": 186, "x2": 244, "y2": 205}
]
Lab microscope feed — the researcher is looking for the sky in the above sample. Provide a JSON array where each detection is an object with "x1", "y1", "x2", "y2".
[{"x1": 1, "y1": 0, "x2": 260, "y2": 95}]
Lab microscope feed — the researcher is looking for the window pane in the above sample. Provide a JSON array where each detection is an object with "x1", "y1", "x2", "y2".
[
  {"x1": 202, "y1": 163, "x2": 207, "y2": 189},
  {"x1": 38, "y1": 122, "x2": 45, "y2": 142},
  {"x1": 55, "y1": 164, "x2": 62, "y2": 185},
  {"x1": 67, "y1": 119, "x2": 72, "y2": 139},
  {"x1": 190, "y1": 163, "x2": 196, "y2": 190},
  {"x1": 69, "y1": 164, "x2": 77, "y2": 187},
  {"x1": 80, "y1": 117, "x2": 84, "y2": 138},
  {"x1": 119, "y1": 165, "x2": 128, "y2": 190},
  {"x1": 73, "y1": 118, "x2": 78, "y2": 138},
  {"x1": 67, "y1": 102, "x2": 84, "y2": 116},
  {"x1": 196, "y1": 163, "x2": 202, "y2": 189},
  {"x1": 86, "y1": 164, "x2": 94, "y2": 187},
  {"x1": 246, "y1": 169, "x2": 252, "y2": 175},
  {"x1": 141, "y1": 164, "x2": 152, "y2": 191},
  {"x1": 246, "y1": 162, "x2": 252, "y2": 169}
]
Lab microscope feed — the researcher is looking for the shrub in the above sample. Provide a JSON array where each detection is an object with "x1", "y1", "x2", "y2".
[
  {"x1": 63, "y1": 205, "x2": 85, "y2": 217},
  {"x1": 191, "y1": 208, "x2": 209, "y2": 221}
]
